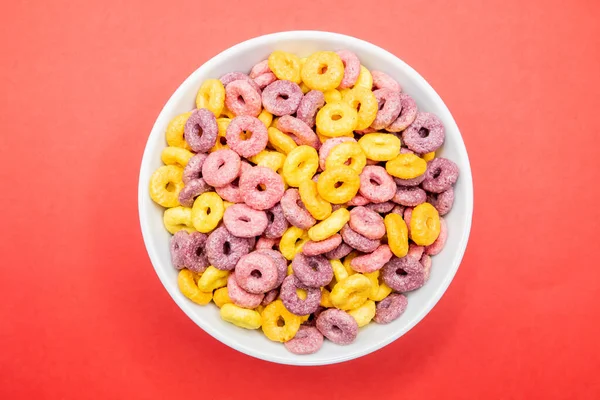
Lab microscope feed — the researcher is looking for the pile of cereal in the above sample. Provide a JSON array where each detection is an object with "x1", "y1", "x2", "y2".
[{"x1": 149, "y1": 50, "x2": 458, "y2": 354}]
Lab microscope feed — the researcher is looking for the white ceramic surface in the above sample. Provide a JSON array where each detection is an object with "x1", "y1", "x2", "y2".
[{"x1": 138, "y1": 31, "x2": 473, "y2": 366}]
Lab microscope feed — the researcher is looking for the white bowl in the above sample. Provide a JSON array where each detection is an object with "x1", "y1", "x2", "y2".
[{"x1": 138, "y1": 31, "x2": 473, "y2": 366}]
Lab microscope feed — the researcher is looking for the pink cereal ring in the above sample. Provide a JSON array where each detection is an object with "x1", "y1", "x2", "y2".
[
  {"x1": 261, "y1": 288, "x2": 279, "y2": 306},
  {"x1": 205, "y1": 226, "x2": 252, "y2": 271},
  {"x1": 219, "y1": 72, "x2": 261, "y2": 93},
  {"x1": 255, "y1": 248, "x2": 288, "y2": 288},
  {"x1": 420, "y1": 254, "x2": 432, "y2": 281},
  {"x1": 391, "y1": 204, "x2": 405, "y2": 216},
  {"x1": 402, "y1": 112, "x2": 445, "y2": 154},
  {"x1": 425, "y1": 217, "x2": 447, "y2": 256},
  {"x1": 373, "y1": 293, "x2": 408, "y2": 324},
  {"x1": 264, "y1": 203, "x2": 289, "y2": 239},
  {"x1": 254, "y1": 72, "x2": 277, "y2": 89},
  {"x1": 292, "y1": 253, "x2": 333, "y2": 288},
  {"x1": 349, "y1": 206, "x2": 385, "y2": 239},
  {"x1": 226, "y1": 116, "x2": 268, "y2": 158},
  {"x1": 227, "y1": 273, "x2": 264, "y2": 308},
  {"x1": 280, "y1": 188, "x2": 316, "y2": 230},
  {"x1": 386, "y1": 94, "x2": 418, "y2": 132},
  {"x1": 170, "y1": 231, "x2": 189, "y2": 270},
  {"x1": 276, "y1": 116, "x2": 320, "y2": 149},
  {"x1": 340, "y1": 224, "x2": 380, "y2": 253},
  {"x1": 284, "y1": 325, "x2": 324, "y2": 355},
  {"x1": 336, "y1": 50, "x2": 361, "y2": 89},
  {"x1": 184, "y1": 108, "x2": 218, "y2": 153},
  {"x1": 316, "y1": 309, "x2": 358, "y2": 345},
  {"x1": 404, "y1": 207, "x2": 413, "y2": 238},
  {"x1": 371, "y1": 89, "x2": 402, "y2": 130},
  {"x1": 428, "y1": 187, "x2": 455, "y2": 216},
  {"x1": 407, "y1": 243, "x2": 425, "y2": 260},
  {"x1": 354, "y1": 127, "x2": 378, "y2": 135},
  {"x1": 225, "y1": 80, "x2": 262, "y2": 117},
  {"x1": 365, "y1": 201, "x2": 395, "y2": 214},
  {"x1": 235, "y1": 252, "x2": 278, "y2": 294},
  {"x1": 215, "y1": 161, "x2": 252, "y2": 203},
  {"x1": 223, "y1": 203, "x2": 268, "y2": 238},
  {"x1": 319, "y1": 137, "x2": 356, "y2": 170},
  {"x1": 178, "y1": 178, "x2": 211, "y2": 207},
  {"x1": 371, "y1": 70, "x2": 402, "y2": 92},
  {"x1": 324, "y1": 242, "x2": 353, "y2": 260},
  {"x1": 393, "y1": 186, "x2": 427, "y2": 207},
  {"x1": 201, "y1": 149, "x2": 241, "y2": 188},
  {"x1": 182, "y1": 153, "x2": 208, "y2": 184},
  {"x1": 255, "y1": 236, "x2": 278, "y2": 251},
  {"x1": 350, "y1": 244, "x2": 393, "y2": 273},
  {"x1": 296, "y1": 90, "x2": 325, "y2": 128},
  {"x1": 280, "y1": 275, "x2": 322, "y2": 316},
  {"x1": 346, "y1": 194, "x2": 370, "y2": 207},
  {"x1": 359, "y1": 165, "x2": 397, "y2": 203},
  {"x1": 261, "y1": 80, "x2": 303, "y2": 116},
  {"x1": 421, "y1": 157, "x2": 459, "y2": 193},
  {"x1": 394, "y1": 173, "x2": 426, "y2": 187},
  {"x1": 400, "y1": 147, "x2": 414, "y2": 155},
  {"x1": 382, "y1": 256, "x2": 425, "y2": 292},
  {"x1": 302, "y1": 234, "x2": 342, "y2": 256},
  {"x1": 239, "y1": 166, "x2": 285, "y2": 210},
  {"x1": 250, "y1": 60, "x2": 271, "y2": 79}
]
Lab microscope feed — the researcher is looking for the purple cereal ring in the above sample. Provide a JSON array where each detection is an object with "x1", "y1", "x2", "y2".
[
  {"x1": 381, "y1": 256, "x2": 425, "y2": 292},
  {"x1": 400, "y1": 147, "x2": 414, "y2": 155},
  {"x1": 402, "y1": 112, "x2": 445, "y2": 154},
  {"x1": 420, "y1": 254, "x2": 432, "y2": 281},
  {"x1": 425, "y1": 217, "x2": 447, "y2": 256},
  {"x1": 264, "y1": 203, "x2": 288, "y2": 239},
  {"x1": 359, "y1": 166, "x2": 397, "y2": 203},
  {"x1": 324, "y1": 242, "x2": 353, "y2": 260},
  {"x1": 261, "y1": 288, "x2": 279, "y2": 306},
  {"x1": 280, "y1": 275, "x2": 322, "y2": 316},
  {"x1": 316, "y1": 308, "x2": 358, "y2": 345},
  {"x1": 170, "y1": 231, "x2": 190, "y2": 270},
  {"x1": 182, "y1": 153, "x2": 208, "y2": 184},
  {"x1": 391, "y1": 204, "x2": 405, "y2": 216},
  {"x1": 225, "y1": 79, "x2": 262, "y2": 117},
  {"x1": 178, "y1": 178, "x2": 211, "y2": 207},
  {"x1": 365, "y1": 201, "x2": 395, "y2": 214},
  {"x1": 318, "y1": 137, "x2": 356, "y2": 170},
  {"x1": 219, "y1": 71, "x2": 261, "y2": 93},
  {"x1": 215, "y1": 161, "x2": 252, "y2": 203},
  {"x1": 373, "y1": 293, "x2": 408, "y2": 324},
  {"x1": 296, "y1": 90, "x2": 325, "y2": 128},
  {"x1": 254, "y1": 72, "x2": 277, "y2": 89},
  {"x1": 284, "y1": 325, "x2": 324, "y2": 355},
  {"x1": 239, "y1": 166, "x2": 285, "y2": 210},
  {"x1": 421, "y1": 157, "x2": 459, "y2": 193},
  {"x1": 255, "y1": 248, "x2": 288, "y2": 288},
  {"x1": 276, "y1": 116, "x2": 320, "y2": 149},
  {"x1": 371, "y1": 89, "x2": 402, "y2": 130},
  {"x1": 371, "y1": 70, "x2": 402, "y2": 92},
  {"x1": 223, "y1": 203, "x2": 268, "y2": 238},
  {"x1": 346, "y1": 194, "x2": 370, "y2": 207},
  {"x1": 226, "y1": 116, "x2": 268, "y2": 158},
  {"x1": 234, "y1": 252, "x2": 278, "y2": 294},
  {"x1": 304, "y1": 305, "x2": 327, "y2": 327},
  {"x1": 407, "y1": 243, "x2": 424, "y2": 260},
  {"x1": 201, "y1": 149, "x2": 241, "y2": 188},
  {"x1": 205, "y1": 226, "x2": 252, "y2": 271},
  {"x1": 292, "y1": 253, "x2": 333, "y2": 288},
  {"x1": 428, "y1": 187, "x2": 455, "y2": 216},
  {"x1": 302, "y1": 234, "x2": 342, "y2": 256},
  {"x1": 184, "y1": 231, "x2": 210, "y2": 273},
  {"x1": 227, "y1": 273, "x2": 264, "y2": 308},
  {"x1": 255, "y1": 236, "x2": 278, "y2": 251},
  {"x1": 249, "y1": 60, "x2": 270, "y2": 79},
  {"x1": 392, "y1": 186, "x2": 427, "y2": 207},
  {"x1": 340, "y1": 224, "x2": 380, "y2": 253},
  {"x1": 350, "y1": 244, "x2": 393, "y2": 273},
  {"x1": 394, "y1": 173, "x2": 426, "y2": 187},
  {"x1": 280, "y1": 188, "x2": 316, "y2": 230},
  {"x1": 349, "y1": 206, "x2": 385, "y2": 239},
  {"x1": 262, "y1": 80, "x2": 303, "y2": 116},
  {"x1": 404, "y1": 207, "x2": 413, "y2": 238},
  {"x1": 386, "y1": 94, "x2": 418, "y2": 132},
  {"x1": 184, "y1": 108, "x2": 218, "y2": 153},
  {"x1": 336, "y1": 50, "x2": 361, "y2": 89}
]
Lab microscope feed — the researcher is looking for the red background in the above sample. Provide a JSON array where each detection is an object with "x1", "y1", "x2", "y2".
[{"x1": 1, "y1": 0, "x2": 599, "y2": 398}]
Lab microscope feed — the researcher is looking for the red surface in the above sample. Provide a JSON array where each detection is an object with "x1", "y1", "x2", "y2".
[{"x1": 1, "y1": 0, "x2": 599, "y2": 398}]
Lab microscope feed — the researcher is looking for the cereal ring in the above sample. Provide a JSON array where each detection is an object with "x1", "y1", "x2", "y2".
[
  {"x1": 284, "y1": 325, "x2": 324, "y2": 355},
  {"x1": 276, "y1": 116, "x2": 320, "y2": 148},
  {"x1": 349, "y1": 206, "x2": 385, "y2": 239},
  {"x1": 201, "y1": 149, "x2": 241, "y2": 188},
  {"x1": 197, "y1": 265, "x2": 229, "y2": 292},
  {"x1": 161, "y1": 146, "x2": 194, "y2": 169},
  {"x1": 263, "y1": 203, "x2": 289, "y2": 239},
  {"x1": 336, "y1": 50, "x2": 360, "y2": 89},
  {"x1": 262, "y1": 80, "x2": 303, "y2": 116},
  {"x1": 299, "y1": 180, "x2": 332, "y2": 221},
  {"x1": 254, "y1": 72, "x2": 277, "y2": 89},
  {"x1": 353, "y1": 65, "x2": 373, "y2": 90},
  {"x1": 384, "y1": 213, "x2": 409, "y2": 258},
  {"x1": 373, "y1": 293, "x2": 408, "y2": 324},
  {"x1": 225, "y1": 79, "x2": 262, "y2": 117},
  {"x1": 268, "y1": 51, "x2": 302, "y2": 84},
  {"x1": 386, "y1": 153, "x2": 428, "y2": 180},
  {"x1": 365, "y1": 201, "x2": 395, "y2": 213},
  {"x1": 184, "y1": 108, "x2": 218, "y2": 153},
  {"x1": 178, "y1": 179, "x2": 210, "y2": 207},
  {"x1": 342, "y1": 87, "x2": 378, "y2": 130},
  {"x1": 296, "y1": 90, "x2": 325, "y2": 128},
  {"x1": 227, "y1": 273, "x2": 264, "y2": 309},
  {"x1": 191, "y1": 192, "x2": 224, "y2": 233},
  {"x1": 267, "y1": 127, "x2": 297, "y2": 154},
  {"x1": 386, "y1": 94, "x2": 418, "y2": 132},
  {"x1": 182, "y1": 153, "x2": 207, "y2": 184},
  {"x1": 318, "y1": 137, "x2": 356, "y2": 170},
  {"x1": 394, "y1": 173, "x2": 426, "y2": 187},
  {"x1": 425, "y1": 217, "x2": 447, "y2": 256},
  {"x1": 280, "y1": 275, "x2": 322, "y2": 316},
  {"x1": 279, "y1": 226, "x2": 309, "y2": 260},
  {"x1": 220, "y1": 303, "x2": 261, "y2": 329},
  {"x1": 348, "y1": 299, "x2": 376, "y2": 327},
  {"x1": 261, "y1": 300, "x2": 302, "y2": 342},
  {"x1": 261, "y1": 288, "x2": 279, "y2": 306},
  {"x1": 316, "y1": 308, "x2": 358, "y2": 345},
  {"x1": 219, "y1": 72, "x2": 261, "y2": 92},
  {"x1": 214, "y1": 161, "x2": 252, "y2": 203},
  {"x1": 235, "y1": 252, "x2": 278, "y2": 294},
  {"x1": 421, "y1": 157, "x2": 459, "y2": 193},
  {"x1": 213, "y1": 287, "x2": 232, "y2": 308},
  {"x1": 248, "y1": 150, "x2": 286, "y2": 173},
  {"x1": 226, "y1": 116, "x2": 268, "y2": 158},
  {"x1": 257, "y1": 109, "x2": 273, "y2": 129},
  {"x1": 428, "y1": 187, "x2": 455, "y2": 216},
  {"x1": 205, "y1": 226, "x2": 251, "y2": 271},
  {"x1": 402, "y1": 112, "x2": 445, "y2": 154},
  {"x1": 166, "y1": 111, "x2": 193, "y2": 150},
  {"x1": 393, "y1": 186, "x2": 427, "y2": 207},
  {"x1": 292, "y1": 253, "x2": 333, "y2": 288},
  {"x1": 282, "y1": 145, "x2": 319, "y2": 188},
  {"x1": 301, "y1": 51, "x2": 344, "y2": 91},
  {"x1": 195, "y1": 79, "x2": 226, "y2": 117},
  {"x1": 250, "y1": 60, "x2": 270, "y2": 79},
  {"x1": 370, "y1": 89, "x2": 402, "y2": 130},
  {"x1": 308, "y1": 208, "x2": 350, "y2": 242},
  {"x1": 340, "y1": 224, "x2": 380, "y2": 253},
  {"x1": 350, "y1": 245, "x2": 393, "y2": 273},
  {"x1": 410, "y1": 203, "x2": 441, "y2": 246},
  {"x1": 170, "y1": 231, "x2": 190, "y2": 270},
  {"x1": 255, "y1": 236, "x2": 278, "y2": 251},
  {"x1": 240, "y1": 166, "x2": 285, "y2": 210},
  {"x1": 381, "y1": 256, "x2": 425, "y2": 292},
  {"x1": 371, "y1": 70, "x2": 402, "y2": 92},
  {"x1": 421, "y1": 254, "x2": 432, "y2": 281},
  {"x1": 324, "y1": 242, "x2": 353, "y2": 260},
  {"x1": 325, "y1": 141, "x2": 367, "y2": 175},
  {"x1": 178, "y1": 269, "x2": 212, "y2": 305},
  {"x1": 149, "y1": 165, "x2": 184, "y2": 208},
  {"x1": 280, "y1": 188, "x2": 316, "y2": 230},
  {"x1": 317, "y1": 166, "x2": 360, "y2": 204},
  {"x1": 346, "y1": 194, "x2": 370, "y2": 207},
  {"x1": 255, "y1": 249, "x2": 288, "y2": 288},
  {"x1": 357, "y1": 132, "x2": 401, "y2": 162},
  {"x1": 315, "y1": 102, "x2": 358, "y2": 137},
  {"x1": 223, "y1": 203, "x2": 268, "y2": 238},
  {"x1": 407, "y1": 243, "x2": 425, "y2": 261},
  {"x1": 364, "y1": 270, "x2": 393, "y2": 301},
  {"x1": 180, "y1": 231, "x2": 210, "y2": 273},
  {"x1": 323, "y1": 89, "x2": 342, "y2": 104},
  {"x1": 302, "y1": 234, "x2": 342, "y2": 256},
  {"x1": 359, "y1": 165, "x2": 397, "y2": 203},
  {"x1": 163, "y1": 206, "x2": 194, "y2": 234}
]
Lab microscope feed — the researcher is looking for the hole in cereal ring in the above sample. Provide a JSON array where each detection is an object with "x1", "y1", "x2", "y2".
[
  {"x1": 266, "y1": 210, "x2": 274, "y2": 223},
  {"x1": 279, "y1": 93, "x2": 289, "y2": 101},
  {"x1": 219, "y1": 136, "x2": 227, "y2": 145},
  {"x1": 309, "y1": 260, "x2": 319, "y2": 271},
  {"x1": 251, "y1": 269, "x2": 262, "y2": 278},
  {"x1": 277, "y1": 316, "x2": 286, "y2": 327},
  {"x1": 195, "y1": 246, "x2": 203, "y2": 256},
  {"x1": 344, "y1": 158, "x2": 352, "y2": 166},
  {"x1": 195, "y1": 124, "x2": 204, "y2": 138},
  {"x1": 240, "y1": 216, "x2": 251, "y2": 223},
  {"x1": 257, "y1": 184, "x2": 266, "y2": 192},
  {"x1": 296, "y1": 288, "x2": 307, "y2": 300},
  {"x1": 369, "y1": 178, "x2": 380, "y2": 186},
  {"x1": 174, "y1": 243, "x2": 179, "y2": 250},
  {"x1": 206, "y1": 207, "x2": 212, "y2": 215},
  {"x1": 231, "y1": 177, "x2": 240, "y2": 188},
  {"x1": 396, "y1": 268, "x2": 408, "y2": 276},
  {"x1": 432, "y1": 168, "x2": 442, "y2": 179},
  {"x1": 240, "y1": 130, "x2": 253, "y2": 140},
  {"x1": 319, "y1": 65, "x2": 328, "y2": 74},
  {"x1": 418, "y1": 127, "x2": 430, "y2": 138},
  {"x1": 297, "y1": 161, "x2": 306, "y2": 169},
  {"x1": 166, "y1": 182, "x2": 176, "y2": 192},
  {"x1": 237, "y1": 95, "x2": 246, "y2": 105},
  {"x1": 331, "y1": 114, "x2": 342, "y2": 121},
  {"x1": 378, "y1": 101, "x2": 385, "y2": 111},
  {"x1": 331, "y1": 325, "x2": 341, "y2": 333},
  {"x1": 334, "y1": 181, "x2": 343, "y2": 188},
  {"x1": 356, "y1": 103, "x2": 362, "y2": 112},
  {"x1": 222, "y1": 241, "x2": 231, "y2": 255}
]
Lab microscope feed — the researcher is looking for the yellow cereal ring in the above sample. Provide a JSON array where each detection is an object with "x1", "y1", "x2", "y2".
[
  {"x1": 191, "y1": 192, "x2": 224, "y2": 233},
  {"x1": 287, "y1": 264, "x2": 294, "y2": 276},
  {"x1": 410, "y1": 203, "x2": 441, "y2": 246},
  {"x1": 261, "y1": 300, "x2": 302, "y2": 342},
  {"x1": 301, "y1": 51, "x2": 345, "y2": 91},
  {"x1": 364, "y1": 270, "x2": 393, "y2": 301},
  {"x1": 213, "y1": 287, "x2": 232, "y2": 308},
  {"x1": 210, "y1": 117, "x2": 231, "y2": 152},
  {"x1": 325, "y1": 141, "x2": 367, "y2": 175},
  {"x1": 343, "y1": 251, "x2": 359, "y2": 270},
  {"x1": 220, "y1": 104, "x2": 235, "y2": 119},
  {"x1": 358, "y1": 133, "x2": 402, "y2": 162},
  {"x1": 422, "y1": 151, "x2": 435, "y2": 162},
  {"x1": 330, "y1": 259, "x2": 350, "y2": 282},
  {"x1": 384, "y1": 213, "x2": 409, "y2": 257},
  {"x1": 165, "y1": 111, "x2": 192, "y2": 150},
  {"x1": 300, "y1": 82, "x2": 311, "y2": 94},
  {"x1": 386, "y1": 153, "x2": 427, "y2": 179},
  {"x1": 330, "y1": 274, "x2": 372, "y2": 310},
  {"x1": 281, "y1": 145, "x2": 319, "y2": 187},
  {"x1": 255, "y1": 305, "x2": 265, "y2": 314},
  {"x1": 163, "y1": 206, "x2": 195, "y2": 234},
  {"x1": 323, "y1": 89, "x2": 342, "y2": 103},
  {"x1": 316, "y1": 165, "x2": 360, "y2": 204},
  {"x1": 220, "y1": 303, "x2": 262, "y2": 330},
  {"x1": 268, "y1": 127, "x2": 297, "y2": 154},
  {"x1": 308, "y1": 208, "x2": 350, "y2": 241},
  {"x1": 315, "y1": 102, "x2": 358, "y2": 137},
  {"x1": 342, "y1": 87, "x2": 378, "y2": 130},
  {"x1": 298, "y1": 180, "x2": 332, "y2": 220},
  {"x1": 178, "y1": 269, "x2": 212, "y2": 305},
  {"x1": 161, "y1": 146, "x2": 194, "y2": 168},
  {"x1": 353, "y1": 66, "x2": 373, "y2": 90},
  {"x1": 258, "y1": 109, "x2": 273, "y2": 128},
  {"x1": 149, "y1": 165, "x2": 184, "y2": 208},
  {"x1": 195, "y1": 78, "x2": 225, "y2": 117},
  {"x1": 268, "y1": 51, "x2": 302, "y2": 84},
  {"x1": 248, "y1": 150, "x2": 286, "y2": 172},
  {"x1": 320, "y1": 288, "x2": 334, "y2": 308},
  {"x1": 348, "y1": 299, "x2": 376, "y2": 327},
  {"x1": 197, "y1": 266, "x2": 229, "y2": 292},
  {"x1": 279, "y1": 226, "x2": 309, "y2": 260}
]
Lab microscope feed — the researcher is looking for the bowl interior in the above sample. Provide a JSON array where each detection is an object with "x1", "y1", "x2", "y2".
[{"x1": 138, "y1": 31, "x2": 473, "y2": 365}]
